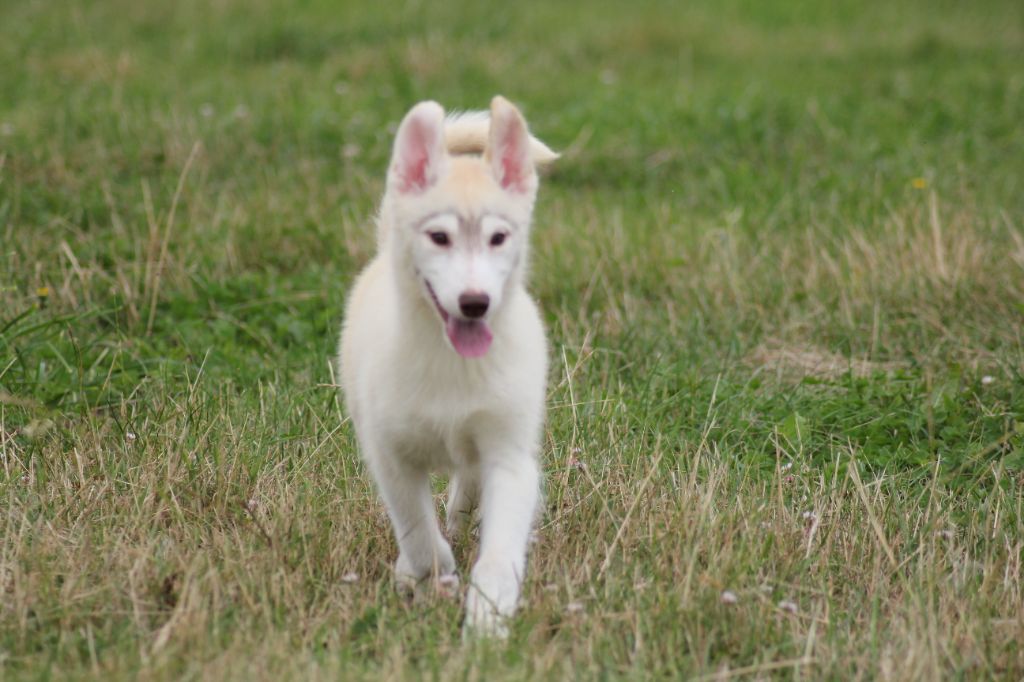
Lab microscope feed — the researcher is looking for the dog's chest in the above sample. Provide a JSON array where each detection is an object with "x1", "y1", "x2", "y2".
[
  {"x1": 392, "y1": 366, "x2": 499, "y2": 424},
  {"x1": 382, "y1": 403, "x2": 485, "y2": 470},
  {"x1": 377, "y1": 363, "x2": 503, "y2": 461}
]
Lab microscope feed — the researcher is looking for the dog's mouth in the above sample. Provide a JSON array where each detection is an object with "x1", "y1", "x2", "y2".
[{"x1": 424, "y1": 281, "x2": 493, "y2": 358}]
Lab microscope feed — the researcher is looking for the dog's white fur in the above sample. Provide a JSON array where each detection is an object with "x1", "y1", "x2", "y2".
[{"x1": 337, "y1": 96, "x2": 556, "y2": 636}]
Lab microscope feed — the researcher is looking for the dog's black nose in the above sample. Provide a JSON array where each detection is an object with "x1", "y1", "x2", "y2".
[{"x1": 458, "y1": 292, "x2": 490, "y2": 319}]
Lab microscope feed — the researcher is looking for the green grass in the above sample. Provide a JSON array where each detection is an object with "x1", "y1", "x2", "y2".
[{"x1": 2, "y1": 0, "x2": 1024, "y2": 678}]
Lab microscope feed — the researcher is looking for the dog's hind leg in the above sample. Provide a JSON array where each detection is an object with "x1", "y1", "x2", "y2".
[
  {"x1": 445, "y1": 469, "x2": 479, "y2": 538},
  {"x1": 367, "y1": 453, "x2": 456, "y2": 596}
]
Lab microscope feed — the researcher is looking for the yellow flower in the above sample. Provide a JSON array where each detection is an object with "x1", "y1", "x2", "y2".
[
  {"x1": 911, "y1": 177, "x2": 927, "y2": 189},
  {"x1": 36, "y1": 286, "x2": 50, "y2": 297}
]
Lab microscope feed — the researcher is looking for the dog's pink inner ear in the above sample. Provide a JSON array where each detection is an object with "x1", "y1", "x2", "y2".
[
  {"x1": 489, "y1": 99, "x2": 534, "y2": 193},
  {"x1": 390, "y1": 102, "x2": 446, "y2": 193}
]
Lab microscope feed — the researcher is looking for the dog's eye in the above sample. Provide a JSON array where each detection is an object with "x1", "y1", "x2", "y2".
[
  {"x1": 428, "y1": 232, "x2": 450, "y2": 247},
  {"x1": 490, "y1": 232, "x2": 508, "y2": 247}
]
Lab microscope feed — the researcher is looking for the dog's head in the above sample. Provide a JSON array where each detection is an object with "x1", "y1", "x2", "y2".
[{"x1": 381, "y1": 96, "x2": 554, "y2": 359}]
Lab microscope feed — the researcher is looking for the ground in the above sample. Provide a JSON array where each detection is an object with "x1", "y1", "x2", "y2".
[{"x1": 1, "y1": 0, "x2": 1023, "y2": 678}]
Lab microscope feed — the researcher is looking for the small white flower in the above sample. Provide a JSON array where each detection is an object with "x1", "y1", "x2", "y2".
[
  {"x1": 802, "y1": 511, "x2": 817, "y2": 521},
  {"x1": 125, "y1": 431, "x2": 137, "y2": 441},
  {"x1": 781, "y1": 461, "x2": 794, "y2": 472},
  {"x1": 778, "y1": 600, "x2": 798, "y2": 614},
  {"x1": 341, "y1": 572, "x2": 359, "y2": 583},
  {"x1": 936, "y1": 529, "x2": 955, "y2": 540},
  {"x1": 566, "y1": 601, "x2": 585, "y2": 614},
  {"x1": 981, "y1": 375, "x2": 994, "y2": 386},
  {"x1": 720, "y1": 590, "x2": 739, "y2": 605},
  {"x1": 245, "y1": 498, "x2": 257, "y2": 513}
]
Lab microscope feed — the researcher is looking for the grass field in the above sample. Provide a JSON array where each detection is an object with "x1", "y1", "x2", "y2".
[{"x1": 2, "y1": 0, "x2": 1024, "y2": 678}]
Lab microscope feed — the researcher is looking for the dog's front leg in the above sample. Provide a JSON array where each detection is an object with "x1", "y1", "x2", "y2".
[
  {"x1": 367, "y1": 454, "x2": 456, "y2": 595},
  {"x1": 464, "y1": 454, "x2": 539, "y2": 638}
]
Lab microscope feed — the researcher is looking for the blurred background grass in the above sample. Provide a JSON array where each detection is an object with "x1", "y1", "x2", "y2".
[{"x1": 3, "y1": 0, "x2": 1021, "y2": 475}]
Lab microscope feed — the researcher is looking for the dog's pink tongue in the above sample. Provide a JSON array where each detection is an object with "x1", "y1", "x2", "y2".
[{"x1": 446, "y1": 318, "x2": 493, "y2": 358}]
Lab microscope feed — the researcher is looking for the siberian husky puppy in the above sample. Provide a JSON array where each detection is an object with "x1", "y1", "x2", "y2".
[{"x1": 337, "y1": 96, "x2": 557, "y2": 636}]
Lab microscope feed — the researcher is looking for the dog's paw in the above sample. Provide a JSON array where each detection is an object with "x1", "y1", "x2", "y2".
[
  {"x1": 462, "y1": 561, "x2": 521, "y2": 639},
  {"x1": 463, "y1": 586, "x2": 510, "y2": 640},
  {"x1": 394, "y1": 571, "x2": 419, "y2": 601},
  {"x1": 394, "y1": 552, "x2": 420, "y2": 599},
  {"x1": 394, "y1": 551, "x2": 462, "y2": 603},
  {"x1": 437, "y1": 573, "x2": 461, "y2": 600}
]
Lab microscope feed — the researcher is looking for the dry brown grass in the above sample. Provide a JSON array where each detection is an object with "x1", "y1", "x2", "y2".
[{"x1": 4, "y1": 395, "x2": 1022, "y2": 679}]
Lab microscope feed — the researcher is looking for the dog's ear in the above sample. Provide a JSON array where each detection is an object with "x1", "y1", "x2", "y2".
[
  {"x1": 388, "y1": 101, "x2": 448, "y2": 194},
  {"x1": 487, "y1": 96, "x2": 536, "y2": 194}
]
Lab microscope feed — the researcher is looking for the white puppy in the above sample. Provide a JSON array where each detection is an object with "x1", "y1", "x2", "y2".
[{"x1": 337, "y1": 96, "x2": 556, "y2": 636}]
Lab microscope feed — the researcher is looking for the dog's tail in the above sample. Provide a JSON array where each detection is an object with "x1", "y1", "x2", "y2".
[{"x1": 444, "y1": 111, "x2": 560, "y2": 166}]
